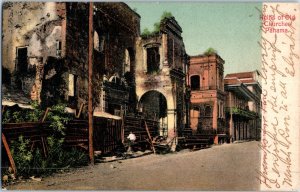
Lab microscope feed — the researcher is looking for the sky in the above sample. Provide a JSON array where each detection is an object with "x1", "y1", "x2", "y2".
[{"x1": 127, "y1": 2, "x2": 262, "y2": 75}]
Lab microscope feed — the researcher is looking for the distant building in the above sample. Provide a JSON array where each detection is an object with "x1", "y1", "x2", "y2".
[
  {"x1": 187, "y1": 53, "x2": 226, "y2": 144},
  {"x1": 224, "y1": 71, "x2": 261, "y2": 141}
]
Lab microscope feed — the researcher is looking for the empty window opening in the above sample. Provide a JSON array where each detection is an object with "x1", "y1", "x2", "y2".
[
  {"x1": 68, "y1": 74, "x2": 77, "y2": 97},
  {"x1": 191, "y1": 75, "x2": 200, "y2": 90},
  {"x1": 56, "y1": 41, "x2": 62, "y2": 57},
  {"x1": 94, "y1": 31, "x2": 100, "y2": 51},
  {"x1": 205, "y1": 105, "x2": 212, "y2": 116},
  {"x1": 147, "y1": 47, "x2": 160, "y2": 73},
  {"x1": 16, "y1": 47, "x2": 28, "y2": 72},
  {"x1": 124, "y1": 49, "x2": 130, "y2": 73}
]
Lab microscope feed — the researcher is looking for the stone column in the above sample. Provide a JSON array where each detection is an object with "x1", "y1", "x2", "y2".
[
  {"x1": 213, "y1": 99, "x2": 218, "y2": 144},
  {"x1": 167, "y1": 109, "x2": 177, "y2": 151}
]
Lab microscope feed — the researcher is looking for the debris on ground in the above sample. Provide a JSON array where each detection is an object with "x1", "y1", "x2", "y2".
[
  {"x1": 46, "y1": 182, "x2": 56, "y2": 186},
  {"x1": 110, "y1": 164, "x2": 116, "y2": 169},
  {"x1": 30, "y1": 176, "x2": 42, "y2": 182},
  {"x1": 2, "y1": 175, "x2": 9, "y2": 183}
]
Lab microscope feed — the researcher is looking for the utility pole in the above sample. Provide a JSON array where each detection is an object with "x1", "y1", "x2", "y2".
[{"x1": 88, "y1": 1, "x2": 94, "y2": 165}]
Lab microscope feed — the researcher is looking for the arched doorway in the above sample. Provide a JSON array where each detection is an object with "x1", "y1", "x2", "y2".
[{"x1": 139, "y1": 90, "x2": 168, "y2": 136}]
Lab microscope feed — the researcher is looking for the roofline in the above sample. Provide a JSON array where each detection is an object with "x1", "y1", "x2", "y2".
[
  {"x1": 120, "y1": 2, "x2": 141, "y2": 18},
  {"x1": 225, "y1": 83, "x2": 256, "y2": 101}
]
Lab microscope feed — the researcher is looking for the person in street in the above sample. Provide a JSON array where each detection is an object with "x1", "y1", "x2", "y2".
[{"x1": 127, "y1": 131, "x2": 136, "y2": 152}]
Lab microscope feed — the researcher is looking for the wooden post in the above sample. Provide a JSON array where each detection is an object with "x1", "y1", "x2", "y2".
[
  {"x1": 88, "y1": 1, "x2": 94, "y2": 165},
  {"x1": 41, "y1": 107, "x2": 50, "y2": 122},
  {"x1": 144, "y1": 120, "x2": 156, "y2": 154},
  {"x1": 76, "y1": 103, "x2": 84, "y2": 118},
  {"x1": 2, "y1": 133, "x2": 17, "y2": 176}
]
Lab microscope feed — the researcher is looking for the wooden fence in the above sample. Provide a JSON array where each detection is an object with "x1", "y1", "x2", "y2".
[
  {"x1": 93, "y1": 117, "x2": 123, "y2": 154},
  {"x1": 1, "y1": 114, "x2": 161, "y2": 175}
]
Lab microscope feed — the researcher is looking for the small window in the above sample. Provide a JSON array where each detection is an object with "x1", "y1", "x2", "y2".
[
  {"x1": 56, "y1": 41, "x2": 62, "y2": 57},
  {"x1": 68, "y1": 74, "x2": 77, "y2": 97},
  {"x1": 191, "y1": 75, "x2": 200, "y2": 90},
  {"x1": 147, "y1": 47, "x2": 160, "y2": 73},
  {"x1": 94, "y1": 31, "x2": 99, "y2": 51},
  {"x1": 124, "y1": 49, "x2": 130, "y2": 73}
]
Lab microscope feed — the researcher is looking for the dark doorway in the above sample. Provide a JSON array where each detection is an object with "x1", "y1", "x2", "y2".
[{"x1": 16, "y1": 47, "x2": 28, "y2": 72}]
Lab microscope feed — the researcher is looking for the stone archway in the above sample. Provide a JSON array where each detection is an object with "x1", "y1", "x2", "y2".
[{"x1": 139, "y1": 90, "x2": 168, "y2": 137}]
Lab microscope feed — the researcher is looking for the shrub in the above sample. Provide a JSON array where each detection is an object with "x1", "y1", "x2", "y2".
[
  {"x1": 45, "y1": 103, "x2": 73, "y2": 136},
  {"x1": 6, "y1": 103, "x2": 87, "y2": 178},
  {"x1": 10, "y1": 136, "x2": 88, "y2": 177},
  {"x1": 204, "y1": 47, "x2": 217, "y2": 56},
  {"x1": 1, "y1": 101, "x2": 43, "y2": 123},
  {"x1": 10, "y1": 136, "x2": 33, "y2": 176}
]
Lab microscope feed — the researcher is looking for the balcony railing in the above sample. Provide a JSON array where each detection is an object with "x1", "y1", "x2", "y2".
[{"x1": 225, "y1": 107, "x2": 258, "y2": 119}]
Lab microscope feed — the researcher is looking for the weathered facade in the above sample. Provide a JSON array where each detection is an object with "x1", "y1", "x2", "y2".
[
  {"x1": 2, "y1": 2, "x2": 66, "y2": 106},
  {"x1": 2, "y1": 2, "x2": 261, "y2": 152},
  {"x1": 224, "y1": 71, "x2": 261, "y2": 141},
  {"x1": 65, "y1": 2, "x2": 140, "y2": 116},
  {"x1": 135, "y1": 17, "x2": 188, "y2": 139},
  {"x1": 187, "y1": 54, "x2": 226, "y2": 143},
  {"x1": 2, "y1": 2, "x2": 140, "y2": 117}
]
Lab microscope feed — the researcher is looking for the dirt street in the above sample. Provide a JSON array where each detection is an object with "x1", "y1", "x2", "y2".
[{"x1": 7, "y1": 141, "x2": 260, "y2": 191}]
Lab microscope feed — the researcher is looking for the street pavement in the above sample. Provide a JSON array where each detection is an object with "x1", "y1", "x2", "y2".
[{"x1": 7, "y1": 141, "x2": 260, "y2": 191}]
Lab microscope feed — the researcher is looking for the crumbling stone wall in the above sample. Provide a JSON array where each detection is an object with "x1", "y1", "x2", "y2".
[
  {"x1": 65, "y1": 2, "x2": 140, "y2": 115},
  {"x1": 135, "y1": 17, "x2": 188, "y2": 140},
  {"x1": 2, "y1": 2, "x2": 66, "y2": 104}
]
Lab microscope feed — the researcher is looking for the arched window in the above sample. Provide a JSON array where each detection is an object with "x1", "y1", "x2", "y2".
[
  {"x1": 124, "y1": 49, "x2": 130, "y2": 73},
  {"x1": 190, "y1": 75, "x2": 200, "y2": 90},
  {"x1": 94, "y1": 31, "x2": 100, "y2": 51},
  {"x1": 109, "y1": 75, "x2": 125, "y2": 86}
]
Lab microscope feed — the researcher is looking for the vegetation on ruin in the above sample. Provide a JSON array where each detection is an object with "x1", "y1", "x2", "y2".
[
  {"x1": 2, "y1": 102, "x2": 88, "y2": 178},
  {"x1": 9, "y1": 135, "x2": 88, "y2": 177},
  {"x1": 204, "y1": 47, "x2": 217, "y2": 56},
  {"x1": 141, "y1": 11, "x2": 173, "y2": 38}
]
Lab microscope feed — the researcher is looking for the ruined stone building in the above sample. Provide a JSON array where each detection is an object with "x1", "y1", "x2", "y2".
[
  {"x1": 2, "y1": 2, "x2": 140, "y2": 117},
  {"x1": 2, "y1": 2, "x2": 189, "y2": 141},
  {"x1": 2, "y1": 2, "x2": 67, "y2": 108},
  {"x1": 187, "y1": 54, "x2": 226, "y2": 143},
  {"x1": 224, "y1": 71, "x2": 261, "y2": 141},
  {"x1": 1, "y1": 2, "x2": 260, "y2": 147},
  {"x1": 65, "y1": 2, "x2": 140, "y2": 116},
  {"x1": 135, "y1": 17, "x2": 189, "y2": 138}
]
